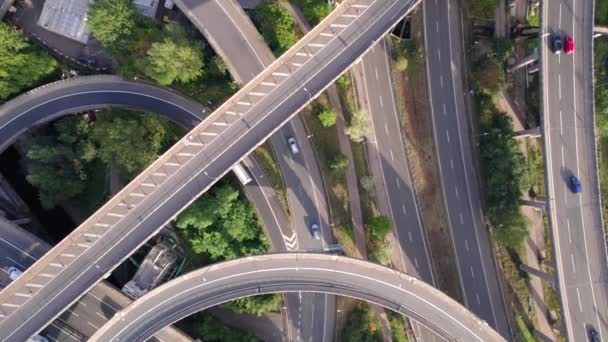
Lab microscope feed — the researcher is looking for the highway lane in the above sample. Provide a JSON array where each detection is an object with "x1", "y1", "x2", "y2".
[
  {"x1": 424, "y1": 0, "x2": 510, "y2": 337},
  {"x1": 0, "y1": 217, "x2": 190, "y2": 342},
  {"x1": 542, "y1": 0, "x2": 608, "y2": 339},
  {"x1": 360, "y1": 37, "x2": 434, "y2": 282},
  {"x1": 174, "y1": 1, "x2": 334, "y2": 340},
  {"x1": 0, "y1": 1, "x2": 419, "y2": 339},
  {"x1": 89, "y1": 253, "x2": 505, "y2": 342}
]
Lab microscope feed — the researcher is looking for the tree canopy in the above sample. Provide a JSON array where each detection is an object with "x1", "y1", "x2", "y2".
[
  {"x1": 91, "y1": 109, "x2": 181, "y2": 176},
  {"x1": 318, "y1": 108, "x2": 337, "y2": 127},
  {"x1": 175, "y1": 183, "x2": 269, "y2": 261},
  {"x1": 346, "y1": 109, "x2": 370, "y2": 142},
  {"x1": 340, "y1": 302, "x2": 383, "y2": 342},
  {"x1": 478, "y1": 95, "x2": 529, "y2": 248},
  {"x1": 26, "y1": 117, "x2": 96, "y2": 208},
  {"x1": 87, "y1": 0, "x2": 142, "y2": 51},
  {"x1": 0, "y1": 23, "x2": 57, "y2": 99},
  {"x1": 141, "y1": 24, "x2": 205, "y2": 85},
  {"x1": 330, "y1": 153, "x2": 349, "y2": 177},
  {"x1": 300, "y1": 0, "x2": 331, "y2": 26},
  {"x1": 251, "y1": 3, "x2": 296, "y2": 56}
]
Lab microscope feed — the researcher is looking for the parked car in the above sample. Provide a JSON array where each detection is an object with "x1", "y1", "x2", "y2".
[
  {"x1": 310, "y1": 223, "x2": 320, "y2": 240},
  {"x1": 551, "y1": 32, "x2": 563, "y2": 54},
  {"x1": 7, "y1": 266, "x2": 22, "y2": 281},
  {"x1": 570, "y1": 175, "x2": 582, "y2": 193},
  {"x1": 564, "y1": 36, "x2": 575, "y2": 55},
  {"x1": 287, "y1": 137, "x2": 299, "y2": 154}
]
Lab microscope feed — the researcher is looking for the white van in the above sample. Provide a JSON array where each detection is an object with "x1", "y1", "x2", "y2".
[{"x1": 232, "y1": 162, "x2": 252, "y2": 185}]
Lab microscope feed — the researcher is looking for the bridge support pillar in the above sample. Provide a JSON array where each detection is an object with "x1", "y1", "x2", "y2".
[
  {"x1": 521, "y1": 199, "x2": 546, "y2": 211},
  {"x1": 514, "y1": 126, "x2": 541, "y2": 139},
  {"x1": 508, "y1": 49, "x2": 539, "y2": 73},
  {"x1": 519, "y1": 264, "x2": 556, "y2": 289}
]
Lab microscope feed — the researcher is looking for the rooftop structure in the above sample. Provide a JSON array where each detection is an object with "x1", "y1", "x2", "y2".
[
  {"x1": 37, "y1": 0, "x2": 93, "y2": 44},
  {"x1": 122, "y1": 241, "x2": 178, "y2": 298}
]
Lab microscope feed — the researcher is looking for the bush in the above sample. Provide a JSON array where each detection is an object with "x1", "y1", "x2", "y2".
[
  {"x1": 87, "y1": 0, "x2": 146, "y2": 53},
  {"x1": 318, "y1": 108, "x2": 337, "y2": 127},
  {"x1": 367, "y1": 215, "x2": 393, "y2": 241},
  {"x1": 251, "y1": 3, "x2": 297, "y2": 56},
  {"x1": 346, "y1": 109, "x2": 370, "y2": 142},
  {"x1": 395, "y1": 55, "x2": 408, "y2": 71},
  {"x1": 340, "y1": 303, "x2": 383, "y2": 342},
  {"x1": 299, "y1": 0, "x2": 331, "y2": 26},
  {"x1": 473, "y1": 57, "x2": 506, "y2": 95},
  {"x1": 330, "y1": 153, "x2": 349, "y2": 177},
  {"x1": 223, "y1": 294, "x2": 282, "y2": 317},
  {"x1": 0, "y1": 23, "x2": 58, "y2": 99},
  {"x1": 369, "y1": 241, "x2": 391, "y2": 266},
  {"x1": 388, "y1": 312, "x2": 409, "y2": 342}
]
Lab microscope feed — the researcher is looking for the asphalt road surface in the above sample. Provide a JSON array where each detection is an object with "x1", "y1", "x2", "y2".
[
  {"x1": 0, "y1": 1, "x2": 419, "y2": 340},
  {"x1": 424, "y1": 0, "x2": 510, "y2": 337},
  {"x1": 173, "y1": 1, "x2": 334, "y2": 339},
  {"x1": 542, "y1": 0, "x2": 608, "y2": 339},
  {"x1": 89, "y1": 253, "x2": 505, "y2": 342},
  {"x1": 0, "y1": 217, "x2": 190, "y2": 342}
]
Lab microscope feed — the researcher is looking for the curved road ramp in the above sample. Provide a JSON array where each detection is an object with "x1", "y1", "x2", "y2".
[{"x1": 90, "y1": 254, "x2": 504, "y2": 342}]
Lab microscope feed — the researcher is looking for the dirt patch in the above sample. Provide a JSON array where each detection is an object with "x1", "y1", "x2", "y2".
[{"x1": 390, "y1": 8, "x2": 463, "y2": 302}]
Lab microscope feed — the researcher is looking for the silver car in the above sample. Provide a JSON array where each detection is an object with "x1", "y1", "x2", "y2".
[
  {"x1": 288, "y1": 137, "x2": 299, "y2": 154},
  {"x1": 310, "y1": 223, "x2": 320, "y2": 240}
]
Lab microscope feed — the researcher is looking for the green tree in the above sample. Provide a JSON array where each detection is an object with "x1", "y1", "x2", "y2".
[
  {"x1": 252, "y1": 3, "x2": 296, "y2": 56},
  {"x1": 318, "y1": 108, "x2": 337, "y2": 127},
  {"x1": 91, "y1": 109, "x2": 181, "y2": 176},
  {"x1": 175, "y1": 183, "x2": 269, "y2": 261},
  {"x1": 340, "y1": 303, "x2": 383, "y2": 342},
  {"x1": 330, "y1": 153, "x2": 349, "y2": 177},
  {"x1": 223, "y1": 294, "x2": 282, "y2": 317},
  {"x1": 195, "y1": 314, "x2": 259, "y2": 342},
  {"x1": 87, "y1": 0, "x2": 141, "y2": 51},
  {"x1": 388, "y1": 312, "x2": 409, "y2": 342},
  {"x1": 473, "y1": 57, "x2": 506, "y2": 95},
  {"x1": 493, "y1": 37, "x2": 514, "y2": 64},
  {"x1": 26, "y1": 116, "x2": 97, "y2": 208},
  {"x1": 301, "y1": 0, "x2": 331, "y2": 26},
  {"x1": 478, "y1": 96, "x2": 529, "y2": 248},
  {"x1": 0, "y1": 23, "x2": 57, "y2": 99},
  {"x1": 367, "y1": 215, "x2": 393, "y2": 241},
  {"x1": 346, "y1": 109, "x2": 370, "y2": 142},
  {"x1": 141, "y1": 23, "x2": 205, "y2": 85}
]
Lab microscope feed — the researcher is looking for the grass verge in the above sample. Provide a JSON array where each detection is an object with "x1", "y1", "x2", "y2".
[
  {"x1": 252, "y1": 142, "x2": 291, "y2": 216},
  {"x1": 525, "y1": 138, "x2": 545, "y2": 199}
]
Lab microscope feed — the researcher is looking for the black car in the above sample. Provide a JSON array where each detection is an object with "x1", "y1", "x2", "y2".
[
  {"x1": 589, "y1": 327, "x2": 600, "y2": 342},
  {"x1": 551, "y1": 32, "x2": 563, "y2": 54}
]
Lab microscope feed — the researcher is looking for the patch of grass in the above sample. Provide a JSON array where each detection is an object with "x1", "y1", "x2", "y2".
[
  {"x1": 334, "y1": 224, "x2": 359, "y2": 257},
  {"x1": 300, "y1": 93, "x2": 351, "y2": 230},
  {"x1": 527, "y1": 8, "x2": 540, "y2": 27},
  {"x1": 515, "y1": 314, "x2": 536, "y2": 342},
  {"x1": 252, "y1": 142, "x2": 290, "y2": 216},
  {"x1": 525, "y1": 138, "x2": 545, "y2": 199},
  {"x1": 543, "y1": 217, "x2": 564, "y2": 339},
  {"x1": 495, "y1": 244, "x2": 533, "y2": 330},
  {"x1": 387, "y1": 312, "x2": 410, "y2": 342}
]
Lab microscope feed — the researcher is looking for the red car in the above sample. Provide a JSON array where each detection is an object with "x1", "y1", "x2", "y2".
[{"x1": 564, "y1": 36, "x2": 574, "y2": 55}]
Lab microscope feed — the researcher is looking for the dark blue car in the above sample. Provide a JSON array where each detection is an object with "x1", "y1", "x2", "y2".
[{"x1": 570, "y1": 175, "x2": 582, "y2": 193}]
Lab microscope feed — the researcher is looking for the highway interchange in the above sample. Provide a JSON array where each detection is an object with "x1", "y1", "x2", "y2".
[
  {"x1": 0, "y1": 0, "x2": 425, "y2": 340},
  {"x1": 0, "y1": 0, "x2": 605, "y2": 340},
  {"x1": 542, "y1": 0, "x2": 608, "y2": 340}
]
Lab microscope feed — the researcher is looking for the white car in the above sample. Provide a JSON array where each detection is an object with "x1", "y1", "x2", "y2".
[
  {"x1": 287, "y1": 137, "x2": 299, "y2": 154},
  {"x1": 7, "y1": 266, "x2": 22, "y2": 281}
]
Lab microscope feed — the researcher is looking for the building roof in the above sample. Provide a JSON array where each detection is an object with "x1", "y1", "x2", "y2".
[{"x1": 37, "y1": 0, "x2": 93, "y2": 44}]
